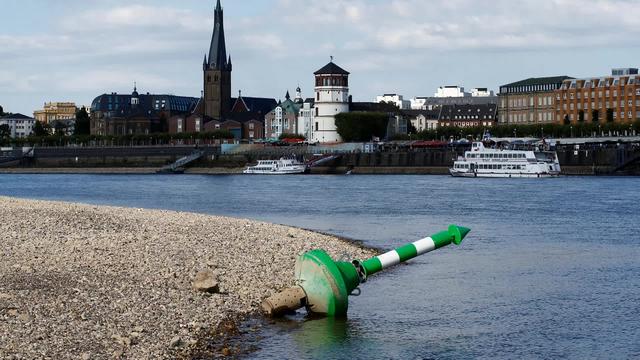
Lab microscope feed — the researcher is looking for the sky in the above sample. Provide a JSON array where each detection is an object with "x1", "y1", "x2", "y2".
[{"x1": 1, "y1": 0, "x2": 640, "y2": 115}]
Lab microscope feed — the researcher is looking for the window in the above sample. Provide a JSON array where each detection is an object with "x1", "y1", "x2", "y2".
[
  {"x1": 315, "y1": 122, "x2": 319, "y2": 131},
  {"x1": 249, "y1": 122, "x2": 254, "y2": 130}
]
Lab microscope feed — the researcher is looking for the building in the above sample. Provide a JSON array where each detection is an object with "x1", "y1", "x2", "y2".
[
  {"x1": 375, "y1": 94, "x2": 410, "y2": 109},
  {"x1": 470, "y1": 88, "x2": 495, "y2": 97},
  {"x1": 90, "y1": 0, "x2": 275, "y2": 140},
  {"x1": 410, "y1": 95, "x2": 498, "y2": 110},
  {"x1": 33, "y1": 102, "x2": 77, "y2": 125},
  {"x1": 438, "y1": 104, "x2": 497, "y2": 128},
  {"x1": 265, "y1": 91, "x2": 302, "y2": 139},
  {"x1": 435, "y1": 86, "x2": 468, "y2": 98},
  {"x1": 0, "y1": 113, "x2": 36, "y2": 138},
  {"x1": 203, "y1": 0, "x2": 232, "y2": 119},
  {"x1": 498, "y1": 76, "x2": 573, "y2": 125},
  {"x1": 298, "y1": 97, "x2": 315, "y2": 140},
  {"x1": 313, "y1": 60, "x2": 350, "y2": 143},
  {"x1": 555, "y1": 68, "x2": 640, "y2": 124},
  {"x1": 90, "y1": 86, "x2": 199, "y2": 135},
  {"x1": 402, "y1": 109, "x2": 440, "y2": 132}
]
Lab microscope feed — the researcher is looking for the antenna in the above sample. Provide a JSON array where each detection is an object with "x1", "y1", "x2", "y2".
[{"x1": 330, "y1": 55, "x2": 334, "y2": 63}]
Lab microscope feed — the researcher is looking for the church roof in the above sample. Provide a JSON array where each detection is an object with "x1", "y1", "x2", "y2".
[
  {"x1": 314, "y1": 62, "x2": 350, "y2": 75},
  {"x1": 208, "y1": 0, "x2": 229, "y2": 70},
  {"x1": 231, "y1": 97, "x2": 277, "y2": 115}
]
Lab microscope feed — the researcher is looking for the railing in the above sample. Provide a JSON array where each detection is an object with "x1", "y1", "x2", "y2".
[{"x1": 159, "y1": 151, "x2": 205, "y2": 172}]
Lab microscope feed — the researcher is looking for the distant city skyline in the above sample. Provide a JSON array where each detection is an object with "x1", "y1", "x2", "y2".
[{"x1": 2, "y1": 0, "x2": 640, "y2": 115}]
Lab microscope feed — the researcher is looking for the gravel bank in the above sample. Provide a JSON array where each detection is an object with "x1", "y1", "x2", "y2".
[{"x1": 0, "y1": 197, "x2": 375, "y2": 359}]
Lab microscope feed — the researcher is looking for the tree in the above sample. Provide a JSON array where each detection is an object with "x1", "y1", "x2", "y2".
[
  {"x1": 32, "y1": 120, "x2": 51, "y2": 137},
  {"x1": 592, "y1": 109, "x2": 599, "y2": 123},
  {"x1": 0, "y1": 124, "x2": 10, "y2": 139},
  {"x1": 578, "y1": 110, "x2": 585, "y2": 123},
  {"x1": 159, "y1": 113, "x2": 168, "y2": 133},
  {"x1": 606, "y1": 108, "x2": 614, "y2": 123},
  {"x1": 563, "y1": 115, "x2": 570, "y2": 125},
  {"x1": 0, "y1": 105, "x2": 4, "y2": 116},
  {"x1": 279, "y1": 133, "x2": 305, "y2": 140},
  {"x1": 335, "y1": 112, "x2": 389, "y2": 142},
  {"x1": 74, "y1": 107, "x2": 91, "y2": 135}
]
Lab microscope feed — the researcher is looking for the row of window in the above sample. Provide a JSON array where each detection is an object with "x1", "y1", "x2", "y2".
[
  {"x1": 500, "y1": 84, "x2": 558, "y2": 93},
  {"x1": 559, "y1": 89, "x2": 640, "y2": 100},
  {"x1": 508, "y1": 112, "x2": 554, "y2": 123},
  {"x1": 562, "y1": 77, "x2": 639, "y2": 89},
  {"x1": 503, "y1": 96, "x2": 554, "y2": 108},
  {"x1": 561, "y1": 112, "x2": 636, "y2": 121},
  {"x1": 561, "y1": 100, "x2": 640, "y2": 110},
  {"x1": 467, "y1": 153, "x2": 527, "y2": 159},
  {"x1": 455, "y1": 163, "x2": 526, "y2": 170}
]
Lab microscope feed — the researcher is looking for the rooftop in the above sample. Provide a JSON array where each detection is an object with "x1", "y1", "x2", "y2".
[
  {"x1": 501, "y1": 76, "x2": 573, "y2": 88},
  {"x1": 314, "y1": 62, "x2": 350, "y2": 76}
]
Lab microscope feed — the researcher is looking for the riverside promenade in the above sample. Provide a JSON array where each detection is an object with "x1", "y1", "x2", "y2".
[{"x1": 0, "y1": 197, "x2": 374, "y2": 359}]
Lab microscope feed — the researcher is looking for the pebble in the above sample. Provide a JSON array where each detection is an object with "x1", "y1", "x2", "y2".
[{"x1": 0, "y1": 196, "x2": 375, "y2": 359}]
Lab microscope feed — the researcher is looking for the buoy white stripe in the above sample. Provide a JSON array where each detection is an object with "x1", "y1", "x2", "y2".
[
  {"x1": 413, "y1": 237, "x2": 436, "y2": 256},
  {"x1": 377, "y1": 251, "x2": 401, "y2": 269}
]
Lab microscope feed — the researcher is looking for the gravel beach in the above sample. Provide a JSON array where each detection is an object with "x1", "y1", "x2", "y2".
[{"x1": 0, "y1": 196, "x2": 375, "y2": 359}]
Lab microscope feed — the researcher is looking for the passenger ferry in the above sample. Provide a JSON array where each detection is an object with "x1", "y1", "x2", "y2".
[
  {"x1": 450, "y1": 141, "x2": 561, "y2": 178},
  {"x1": 243, "y1": 158, "x2": 307, "y2": 175}
]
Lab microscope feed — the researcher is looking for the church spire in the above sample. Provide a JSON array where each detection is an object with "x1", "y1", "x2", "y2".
[{"x1": 208, "y1": 0, "x2": 228, "y2": 70}]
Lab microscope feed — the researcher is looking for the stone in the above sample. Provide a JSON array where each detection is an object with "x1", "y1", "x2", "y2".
[
  {"x1": 192, "y1": 271, "x2": 219, "y2": 294},
  {"x1": 169, "y1": 336, "x2": 183, "y2": 348}
]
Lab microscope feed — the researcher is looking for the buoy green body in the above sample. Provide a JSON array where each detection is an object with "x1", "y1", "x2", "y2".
[{"x1": 268, "y1": 225, "x2": 470, "y2": 317}]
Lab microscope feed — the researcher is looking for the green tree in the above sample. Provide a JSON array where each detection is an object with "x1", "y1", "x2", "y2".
[
  {"x1": 578, "y1": 110, "x2": 585, "y2": 123},
  {"x1": 335, "y1": 112, "x2": 389, "y2": 142},
  {"x1": 0, "y1": 124, "x2": 10, "y2": 139},
  {"x1": 74, "y1": 107, "x2": 91, "y2": 135},
  {"x1": 563, "y1": 115, "x2": 570, "y2": 125},
  {"x1": 0, "y1": 105, "x2": 4, "y2": 116},
  {"x1": 592, "y1": 109, "x2": 599, "y2": 123},
  {"x1": 606, "y1": 108, "x2": 614, "y2": 123},
  {"x1": 32, "y1": 120, "x2": 51, "y2": 137},
  {"x1": 159, "y1": 113, "x2": 168, "y2": 133},
  {"x1": 279, "y1": 133, "x2": 305, "y2": 140}
]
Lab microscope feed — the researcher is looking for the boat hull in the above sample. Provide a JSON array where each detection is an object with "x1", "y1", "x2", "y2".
[
  {"x1": 450, "y1": 169, "x2": 560, "y2": 178},
  {"x1": 243, "y1": 169, "x2": 306, "y2": 175}
]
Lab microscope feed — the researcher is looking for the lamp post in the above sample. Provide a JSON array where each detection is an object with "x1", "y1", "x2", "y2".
[{"x1": 570, "y1": 125, "x2": 573, "y2": 138}]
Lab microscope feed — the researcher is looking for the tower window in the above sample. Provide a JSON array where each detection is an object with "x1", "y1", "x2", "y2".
[{"x1": 207, "y1": 76, "x2": 211, "y2": 83}]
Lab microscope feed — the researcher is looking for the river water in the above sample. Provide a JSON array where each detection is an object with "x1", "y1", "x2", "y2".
[{"x1": 1, "y1": 174, "x2": 639, "y2": 359}]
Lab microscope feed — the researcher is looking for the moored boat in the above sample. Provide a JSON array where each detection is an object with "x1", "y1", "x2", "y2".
[
  {"x1": 243, "y1": 158, "x2": 307, "y2": 175},
  {"x1": 450, "y1": 141, "x2": 561, "y2": 178}
]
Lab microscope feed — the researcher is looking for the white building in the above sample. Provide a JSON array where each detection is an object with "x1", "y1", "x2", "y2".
[
  {"x1": 470, "y1": 88, "x2": 495, "y2": 97},
  {"x1": 312, "y1": 61, "x2": 350, "y2": 143},
  {"x1": 298, "y1": 100, "x2": 315, "y2": 140},
  {"x1": 375, "y1": 94, "x2": 410, "y2": 109},
  {"x1": 435, "y1": 86, "x2": 468, "y2": 98},
  {"x1": 0, "y1": 113, "x2": 36, "y2": 138}
]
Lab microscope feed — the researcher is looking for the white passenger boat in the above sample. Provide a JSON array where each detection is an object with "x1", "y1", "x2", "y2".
[
  {"x1": 243, "y1": 158, "x2": 307, "y2": 175},
  {"x1": 450, "y1": 141, "x2": 561, "y2": 178}
]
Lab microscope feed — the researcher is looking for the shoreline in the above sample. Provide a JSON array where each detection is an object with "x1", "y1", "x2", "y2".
[
  {"x1": 0, "y1": 196, "x2": 375, "y2": 359},
  {"x1": 0, "y1": 166, "x2": 623, "y2": 176}
]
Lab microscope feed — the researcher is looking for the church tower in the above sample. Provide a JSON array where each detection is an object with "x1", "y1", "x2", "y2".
[{"x1": 203, "y1": 0, "x2": 232, "y2": 119}]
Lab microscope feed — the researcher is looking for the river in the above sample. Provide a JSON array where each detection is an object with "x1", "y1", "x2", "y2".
[{"x1": 1, "y1": 174, "x2": 638, "y2": 359}]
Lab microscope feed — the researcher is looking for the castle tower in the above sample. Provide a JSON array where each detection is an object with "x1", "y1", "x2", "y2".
[
  {"x1": 203, "y1": 0, "x2": 232, "y2": 119},
  {"x1": 312, "y1": 59, "x2": 350, "y2": 143}
]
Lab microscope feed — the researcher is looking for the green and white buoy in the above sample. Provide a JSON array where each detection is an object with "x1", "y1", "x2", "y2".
[{"x1": 262, "y1": 225, "x2": 471, "y2": 317}]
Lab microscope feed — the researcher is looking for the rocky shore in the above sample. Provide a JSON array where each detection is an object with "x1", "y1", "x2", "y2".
[{"x1": 0, "y1": 197, "x2": 374, "y2": 359}]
